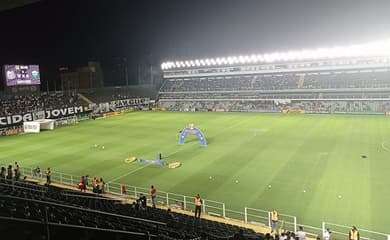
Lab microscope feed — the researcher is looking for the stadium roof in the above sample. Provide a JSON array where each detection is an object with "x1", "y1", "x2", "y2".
[
  {"x1": 161, "y1": 39, "x2": 390, "y2": 70},
  {"x1": 0, "y1": 0, "x2": 41, "y2": 12}
]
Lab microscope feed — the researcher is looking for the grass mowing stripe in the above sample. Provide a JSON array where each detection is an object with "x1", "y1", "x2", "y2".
[{"x1": 1, "y1": 112, "x2": 389, "y2": 233}]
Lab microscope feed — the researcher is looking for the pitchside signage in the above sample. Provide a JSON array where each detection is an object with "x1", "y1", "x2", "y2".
[
  {"x1": 0, "y1": 106, "x2": 89, "y2": 126},
  {"x1": 109, "y1": 98, "x2": 149, "y2": 109}
]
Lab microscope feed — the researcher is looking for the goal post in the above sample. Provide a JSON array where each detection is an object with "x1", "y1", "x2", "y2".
[{"x1": 54, "y1": 115, "x2": 78, "y2": 127}]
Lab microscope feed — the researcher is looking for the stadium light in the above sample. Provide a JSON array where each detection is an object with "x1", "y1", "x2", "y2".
[
  {"x1": 161, "y1": 39, "x2": 390, "y2": 69},
  {"x1": 250, "y1": 54, "x2": 258, "y2": 63}
]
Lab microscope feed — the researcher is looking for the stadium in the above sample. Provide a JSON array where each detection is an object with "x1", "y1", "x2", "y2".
[{"x1": 1, "y1": 1, "x2": 390, "y2": 240}]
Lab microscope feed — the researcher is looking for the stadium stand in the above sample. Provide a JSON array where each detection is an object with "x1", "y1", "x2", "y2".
[
  {"x1": 0, "y1": 91, "x2": 84, "y2": 116},
  {"x1": 158, "y1": 59, "x2": 390, "y2": 114},
  {"x1": 0, "y1": 177, "x2": 264, "y2": 240},
  {"x1": 2, "y1": 51, "x2": 390, "y2": 239},
  {"x1": 78, "y1": 85, "x2": 158, "y2": 103}
]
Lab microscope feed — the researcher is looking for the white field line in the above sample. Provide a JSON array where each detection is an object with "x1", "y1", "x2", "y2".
[
  {"x1": 109, "y1": 117, "x2": 252, "y2": 183},
  {"x1": 107, "y1": 163, "x2": 151, "y2": 183},
  {"x1": 381, "y1": 141, "x2": 390, "y2": 152}
]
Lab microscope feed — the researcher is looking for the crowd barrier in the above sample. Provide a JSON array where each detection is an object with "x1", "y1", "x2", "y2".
[{"x1": 16, "y1": 166, "x2": 390, "y2": 240}]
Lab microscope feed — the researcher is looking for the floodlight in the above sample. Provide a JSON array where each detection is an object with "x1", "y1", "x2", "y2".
[
  {"x1": 238, "y1": 56, "x2": 245, "y2": 64},
  {"x1": 161, "y1": 38, "x2": 390, "y2": 70},
  {"x1": 250, "y1": 54, "x2": 258, "y2": 63}
]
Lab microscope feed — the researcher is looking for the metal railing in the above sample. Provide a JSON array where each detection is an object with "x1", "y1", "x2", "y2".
[{"x1": 18, "y1": 166, "x2": 390, "y2": 240}]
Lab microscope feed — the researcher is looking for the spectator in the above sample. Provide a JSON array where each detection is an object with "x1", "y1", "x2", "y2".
[
  {"x1": 194, "y1": 194, "x2": 202, "y2": 218},
  {"x1": 270, "y1": 208, "x2": 279, "y2": 234},
  {"x1": 323, "y1": 228, "x2": 331, "y2": 240},
  {"x1": 0, "y1": 167, "x2": 6, "y2": 180},
  {"x1": 349, "y1": 226, "x2": 359, "y2": 240},
  {"x1": 121, "y1": 184, "x2": 127, "y2": 194},
  {"x1": 14, "y1": 162, "x2": 20, "y2": 181},
  {"x1": 296, "y1": 226, "x2": 306, "y2": 240},
  {"x1": 233, "y1": 228, "x2": 244, "y2": 240},
  {"x1": 78, "y1": 176, "x2": 86, "y2": 192},
  {"x1": 6, "y1": 165, "x2": 13, "y2": 180},
  {"x1": 165, "y1": 208, "x2": 176, "y2": 224},
  {"x1": 45, "y1": 167, "x2": 51, "y2": 185},
  {"x1": 85, "y1": 175, "x2": 89, "y2": 187},
  {"x1": 33, "y1": 166, "x2": 41, "y2": 177},
  {"x1": 150, "y1": 185, "x2": 157, "y2": 208},
  {"x1": 139, "y1": 194, "x2": 147, "y2": 210},
  {"x1": 97, "y1": 178, "x2": 105, "y2": 193},
  {"x1": 92, "y1": 177, "x2": 98, "y2": 193}
]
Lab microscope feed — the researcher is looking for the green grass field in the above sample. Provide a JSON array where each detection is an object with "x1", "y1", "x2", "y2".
[{"x1": 1, "y1": 112, "x2": 389, "y2": 234}]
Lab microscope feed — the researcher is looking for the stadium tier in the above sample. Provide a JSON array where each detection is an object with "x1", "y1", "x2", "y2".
[
  {"x1": 0, "y1": 179, "x2": 262, "y2": 240},
  {"x1": 158, "y1": 55, "x2": 390, "y2": 114}
]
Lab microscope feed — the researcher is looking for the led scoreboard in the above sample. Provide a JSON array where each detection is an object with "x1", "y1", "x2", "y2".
[{"x1": 3, "y1": 64, "x2": 41, "y2": 86}]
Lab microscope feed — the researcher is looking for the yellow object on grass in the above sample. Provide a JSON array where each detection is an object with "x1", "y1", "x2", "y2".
[
  {"x1": 168, "y1": 162, "x2": 181, "y2": 169},
  {"x1": 124, "y1": 157, "x2": 137, "y2": 163}
]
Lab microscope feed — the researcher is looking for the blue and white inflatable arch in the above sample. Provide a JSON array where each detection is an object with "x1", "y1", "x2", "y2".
[{"x1": 179, "y1": 127, "x2": 207, "y2": 147}]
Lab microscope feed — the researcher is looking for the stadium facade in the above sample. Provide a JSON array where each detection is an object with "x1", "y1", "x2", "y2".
[{"x1": 158, "y1": 40, "x2": 390, "y2": 114}]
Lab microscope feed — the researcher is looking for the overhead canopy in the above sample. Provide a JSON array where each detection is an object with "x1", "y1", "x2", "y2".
[{"x1": 0, "y1": 0, "x2": 41, "y2": 12}]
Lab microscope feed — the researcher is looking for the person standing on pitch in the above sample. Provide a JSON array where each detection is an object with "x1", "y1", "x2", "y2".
[
  {"x1": 349, "y1": 226, "x2": 360, "y2": 240},
  {"x1": 270, "y1": 208, "x2": 279, "y2": 234},
  {"x1": 150, "y1": 185, "x2": 157, "y2": 208},
  {"x1": 194, "y1": 194, "x2": 203, "y2": 218}
]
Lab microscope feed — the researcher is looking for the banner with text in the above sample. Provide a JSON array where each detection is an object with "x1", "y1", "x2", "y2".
[{"x1": 0, "y1": 105, "x2": 91, "y2": 127}]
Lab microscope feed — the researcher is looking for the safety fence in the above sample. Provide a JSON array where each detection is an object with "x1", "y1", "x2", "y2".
[{"x1": 18, "y1": 166, "x2": 390, "y2": 240}]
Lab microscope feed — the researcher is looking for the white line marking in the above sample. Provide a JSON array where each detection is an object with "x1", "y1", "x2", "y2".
[
  {"x1": 107, "y1": 164, "x2": 151, "y2": 183},
  {"x1": 381, "y1": 141, "x2": 390, "y2": 152}
]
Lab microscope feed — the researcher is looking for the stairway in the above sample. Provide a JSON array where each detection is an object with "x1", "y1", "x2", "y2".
[
  {"x1": 297, "y1": 75, "x2": 305, "y2": 88},
  {"x1": 77, "y1": 93, "x2": 94, "y2": 104}
]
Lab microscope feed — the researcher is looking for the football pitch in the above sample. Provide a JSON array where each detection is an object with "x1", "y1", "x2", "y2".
[{"x1": 1, "y1": 112, "x2": 389, "y2": 233}]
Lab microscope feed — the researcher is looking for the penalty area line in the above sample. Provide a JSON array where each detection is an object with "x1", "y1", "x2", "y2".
[{"x1": 107, "y1": 164, "x2": 151, "y2": 183}]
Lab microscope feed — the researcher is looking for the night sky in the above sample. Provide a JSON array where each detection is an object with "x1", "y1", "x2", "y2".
[{"x1": 0, "y1": 0, "x2": 389, "y2": 88}]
